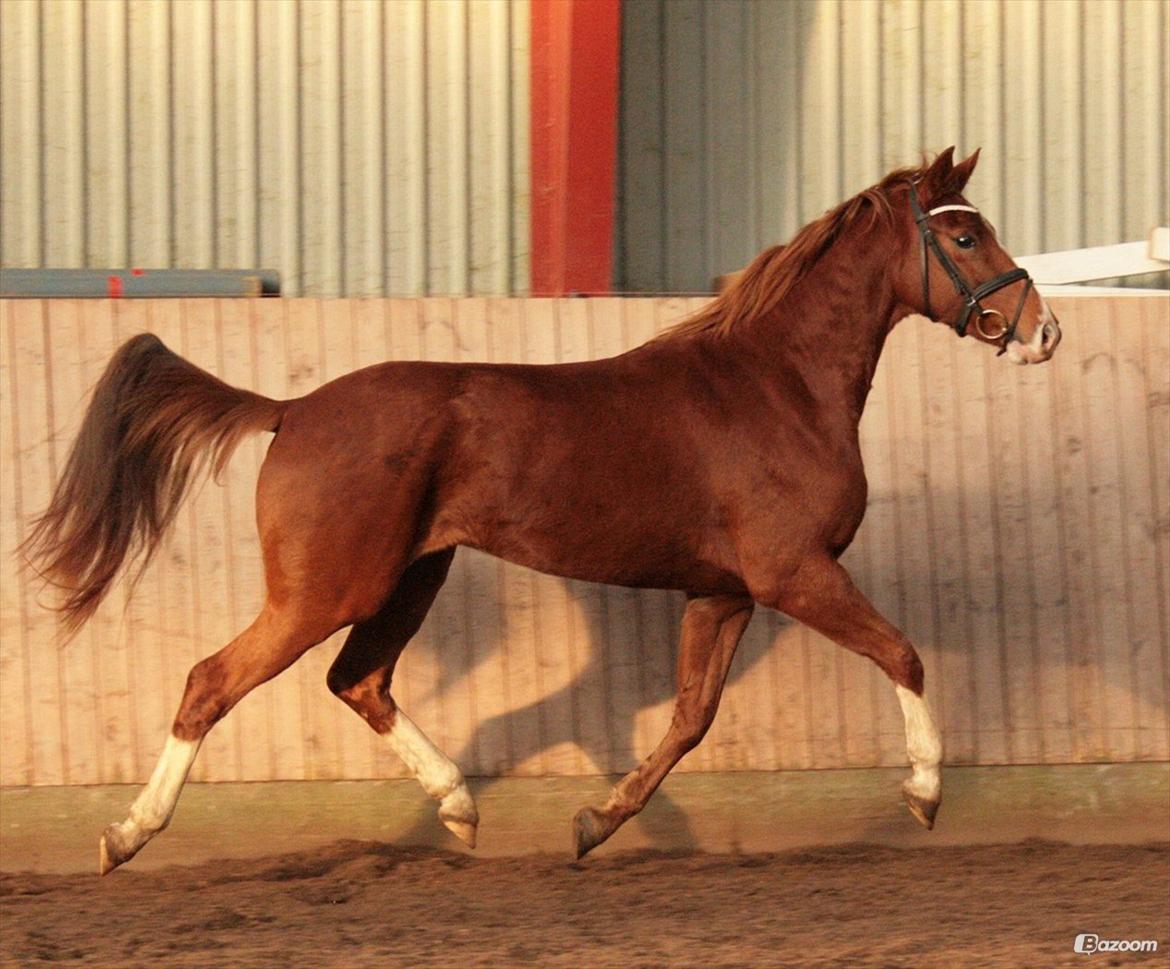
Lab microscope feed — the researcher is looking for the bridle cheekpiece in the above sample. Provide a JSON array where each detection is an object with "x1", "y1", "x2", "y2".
[{"x1": 908, "y1": 180, "x2": 1033, "y2": 353}]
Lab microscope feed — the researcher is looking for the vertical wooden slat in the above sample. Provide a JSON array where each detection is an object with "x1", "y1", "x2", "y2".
[
  {"x1": 1108, "y1": 297, "x2": 1166, "y2": 761},
  {"x1": 1081, "y1": 299, "x2": 1140, "y2": 760},
  {"x1": 1097, "y1": 300, "x2": 1140, "y2": 759},
  {"x1": 1139, "y1": 296, "x2": 1170, "y2": 761},
  {"x1": 960, "y1": 349, "x2": 1010, "y2": 765},
  {"x1": 0, "y1": 301, "x2": 34, "y2": 785},
  {"x1": 985, "y1": 325, "x2": 1043, "y2": 765},
  {"x1": 1051, "y1": 301, "x2": 1108, "y2": 761},
  {"x1": 1010, "y1": 348, "x2": 1071, "y2": 763},
  {"x1": 14, "y1": 303, "x2": 64, "y2": 787}
]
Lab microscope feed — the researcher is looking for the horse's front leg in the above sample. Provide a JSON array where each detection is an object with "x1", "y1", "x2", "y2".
[
  {"x1": 758, "y1": 555, "x2": 942, "y2": 827},
  {"x1": 573, "y1": 593, "x2": 754, "y2": 858}
]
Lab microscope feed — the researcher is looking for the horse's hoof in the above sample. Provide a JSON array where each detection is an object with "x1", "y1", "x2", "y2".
[
  {"x1": 438, "y1": 784, "x2": 479, "y2": 849},
  {"x1": 572, "y1": 807, "x2": 611, "y2": 859},
  {"x1": 902, "y1": 785, "x2": 939, "y2": 830},
  {"x1": 441, "y1": 817, "x2": 477, "y2": 849},
  {"x1": 99, "y1": 825, "x2": 132, "y2": 876}
]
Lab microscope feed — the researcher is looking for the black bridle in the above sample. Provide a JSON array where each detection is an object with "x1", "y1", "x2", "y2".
[{"x1": 908, "y1": 181, "x2": 1033, "y2": 352}]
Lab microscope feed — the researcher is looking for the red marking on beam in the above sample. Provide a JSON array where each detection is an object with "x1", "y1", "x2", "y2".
[
  {"x1": 131, "y1": 268, "x2": 145, "y2": 276},
  {"x1": 107, "y1": 275, "x2": 124, "y2": 298},
  {"x1": 530, "y1": 0, "x2": 621, "y2": 295}
]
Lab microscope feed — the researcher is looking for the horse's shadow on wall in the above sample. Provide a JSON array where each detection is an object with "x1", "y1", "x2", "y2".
[
  {"x1": 383, "y1": 475, "x2": 1166, "y2": 853},
  {"x1": 397, "y1": 556, "x2": 785, "y2": 852}
]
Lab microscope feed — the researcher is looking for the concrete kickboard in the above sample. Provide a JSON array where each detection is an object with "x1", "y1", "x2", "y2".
[{"x1": 2, "y1": 764, "x2": 1167, "y2": 875}]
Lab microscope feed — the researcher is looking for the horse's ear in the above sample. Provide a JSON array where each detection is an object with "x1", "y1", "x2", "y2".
[
  {"x1": 920, "y1": 147, "x2": 956, "y2": 201},
  {"x1": 949, "y1": 147, "x2": 981, "y2": 193}
]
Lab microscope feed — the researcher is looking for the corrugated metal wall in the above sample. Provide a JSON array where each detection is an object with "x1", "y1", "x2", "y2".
[
  {"x1": 2, "y1": 294, "x2": 1167, "y2": 787},
  {"x1": 0, "y1": 0, "x2": 530, "y2": 296},
  {"x1": 617, "y1": 0, "x2": 1170, "y2": 291}
]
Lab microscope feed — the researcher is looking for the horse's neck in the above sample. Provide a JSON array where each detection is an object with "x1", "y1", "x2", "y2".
[{"x1": 742, "y1": 236, "x2": 904, "y2": 425}]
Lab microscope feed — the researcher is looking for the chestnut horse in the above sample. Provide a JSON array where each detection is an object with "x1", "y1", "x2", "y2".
[{"x1": 25, "y1": 149, "x2": 1061, "y2": 874}]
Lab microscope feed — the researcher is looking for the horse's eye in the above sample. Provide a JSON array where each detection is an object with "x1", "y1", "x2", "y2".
[{"x1": 956, "y1": 234, "x2": 976, "y2": 250}]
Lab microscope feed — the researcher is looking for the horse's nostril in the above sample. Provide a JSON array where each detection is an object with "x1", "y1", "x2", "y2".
[{"x1": 1042, "y1": 322, "x2": 1059, "y2": 347}]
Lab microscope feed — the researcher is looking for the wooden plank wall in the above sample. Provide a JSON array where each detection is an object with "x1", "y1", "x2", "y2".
[{"x1": 1, "y1": 296, "x2": 1166, "y2": 786}]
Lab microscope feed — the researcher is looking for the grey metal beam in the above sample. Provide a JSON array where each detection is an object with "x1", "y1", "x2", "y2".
[{"x1": 0, "y1": 269, "x2": 280, "y2": 298}]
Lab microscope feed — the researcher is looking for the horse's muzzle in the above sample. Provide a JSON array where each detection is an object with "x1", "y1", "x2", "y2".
[{"x1": 1005, "y1": 305, "x2": 1062, "y2": 365}]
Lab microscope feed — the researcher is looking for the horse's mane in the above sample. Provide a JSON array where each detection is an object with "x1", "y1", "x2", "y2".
[{"x1": 658, "y1": 165, "x2": 925, "y2": 341}]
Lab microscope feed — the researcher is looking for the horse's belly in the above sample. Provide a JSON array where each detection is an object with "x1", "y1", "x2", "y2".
[{"x1": 434, "y1": 515, "x2": 745, "y2": 597}]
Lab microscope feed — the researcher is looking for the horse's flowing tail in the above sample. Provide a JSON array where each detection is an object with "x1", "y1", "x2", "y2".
[{"x1": 22, "y1": 333, "x2": 286, "y2": 634}]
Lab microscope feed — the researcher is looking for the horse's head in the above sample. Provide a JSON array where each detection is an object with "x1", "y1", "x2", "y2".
[{"x1": 893, "y1": 147, "x2": 1061, "y2": 364}]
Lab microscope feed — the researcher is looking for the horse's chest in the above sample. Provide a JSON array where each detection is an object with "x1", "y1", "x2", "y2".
[{"x1": 749, "y1": 450, "x2": 868, "y2": 549}]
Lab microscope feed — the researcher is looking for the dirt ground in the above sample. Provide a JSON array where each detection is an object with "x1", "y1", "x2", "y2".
[{"x1": 2, "y1": 840, "x2": 1167, "y2": 968}]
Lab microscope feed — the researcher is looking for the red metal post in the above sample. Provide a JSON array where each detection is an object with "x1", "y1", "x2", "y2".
[{"x1": 530, "y1": 0, "x2": 622, "y2": 295}]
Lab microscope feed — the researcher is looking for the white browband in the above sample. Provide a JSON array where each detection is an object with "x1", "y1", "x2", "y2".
[{"x1": 925, "y1": 204, "x2": 980, "y2": 217}]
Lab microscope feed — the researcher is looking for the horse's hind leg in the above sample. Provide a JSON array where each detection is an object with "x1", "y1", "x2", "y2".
[
  {"x1": 325, "y1": 549, "x2": 478, "y2": 847},
  {"x1": 764, "y1": 556, "x2": 942, "y2": 828},
  {"x1": 99, "y1": 602, "x2": 333, "y2": 874},
  {"x1": 573, "y1": 594, "x2": 754, "y2": 858}
]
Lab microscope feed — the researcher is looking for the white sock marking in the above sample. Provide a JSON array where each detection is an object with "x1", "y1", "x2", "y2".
[
  {"x1": 104, "y1": 734, "x2": 202, "y2": 866},
  {"x1": 385, "y1": 710, "x2": 464, "y2": 801},
  {"x1": 895, "y1": 685, "x2": 942, "y2": 801},
  {"x1": 128, "y1": 735, "x2": 201, "y2": 833}
]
